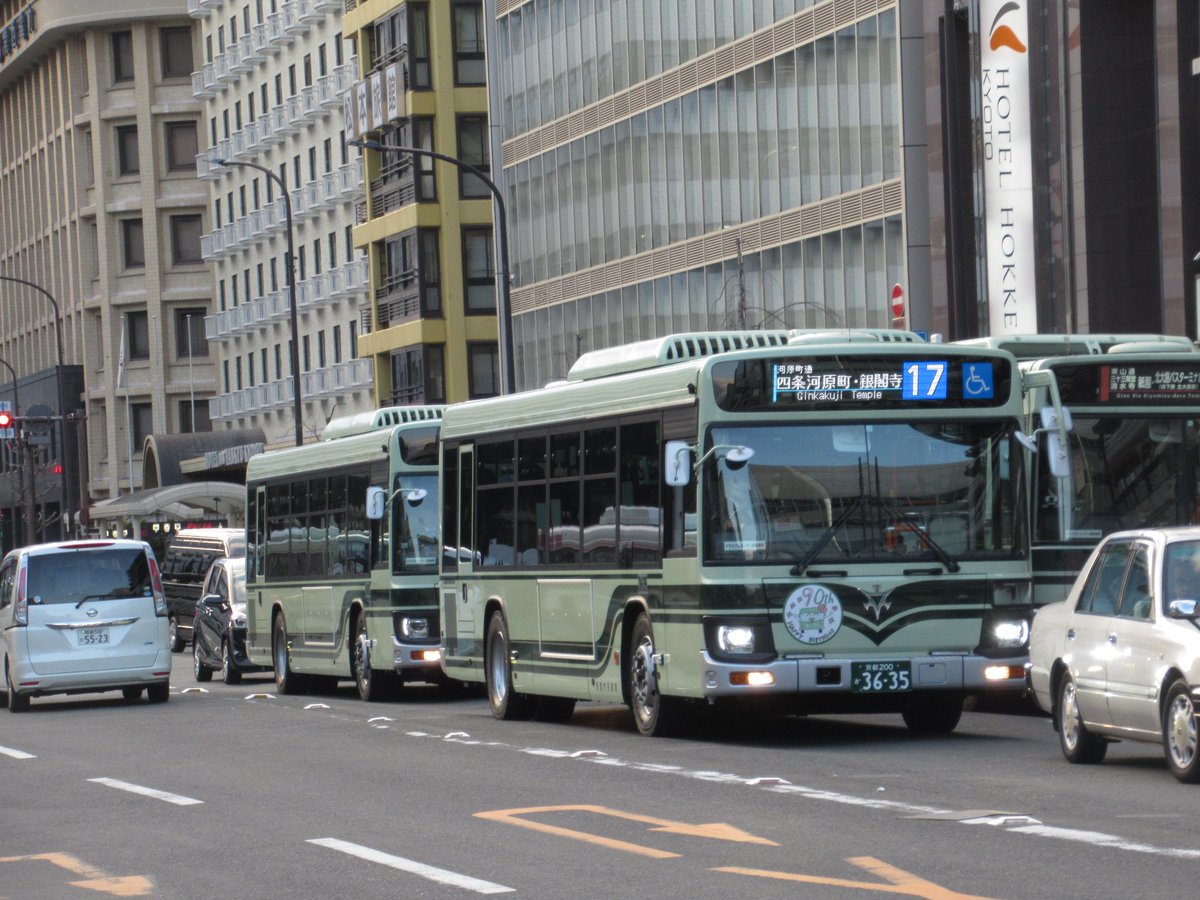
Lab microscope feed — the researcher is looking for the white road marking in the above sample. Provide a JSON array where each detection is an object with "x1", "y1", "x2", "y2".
[
  {"x1": 308, "y1": 838, "x2": 514, "y2": 894},
  {"x1": 0, "y1": 744, "x2": 35, "y2": 759},
  {"x1": 88, "y1": 777, "x2": 204, "y2": 806}
]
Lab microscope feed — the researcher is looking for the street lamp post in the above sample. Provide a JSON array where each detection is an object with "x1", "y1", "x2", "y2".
[
  {"x1": 213, "y1": 158, "x2": 305, "y2": 446},
  {"x1": 0, "y1": 274, "x2": 70, "y2": 540},
  {"x1": 345, "y1": 138, "x2": 515, "y2": 395}
]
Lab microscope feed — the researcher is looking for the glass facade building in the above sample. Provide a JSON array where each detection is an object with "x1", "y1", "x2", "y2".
[{"x1": 491, "y1": 0, "x2": 923, "y2": 391}]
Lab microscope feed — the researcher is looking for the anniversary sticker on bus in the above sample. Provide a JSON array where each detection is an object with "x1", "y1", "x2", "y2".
[
  {"x1": 1056, "y1": 361, "x2": 1200, "y2": 405},
  {"x1": 712, "y1": 355, "x2": 1011, "y2": 411}
]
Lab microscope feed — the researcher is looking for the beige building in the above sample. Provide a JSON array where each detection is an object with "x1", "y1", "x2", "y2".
[
  {"x1": 0, "y1": 0, "x2": 215, "y2": 541},
  {"x1": 194, "y1": 0, "x2": 374, "y2": 447}
]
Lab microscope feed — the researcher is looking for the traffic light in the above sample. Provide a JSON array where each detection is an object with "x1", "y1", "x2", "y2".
[{"x1": 0, "y1": 405, "x2": 14, "y2": 439}]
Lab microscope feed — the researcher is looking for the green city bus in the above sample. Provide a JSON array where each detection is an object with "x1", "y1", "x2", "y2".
[
  {"x1": 438, "y1": 331, "x2": 1033, "y2": 736},
  {"x1": 245, "y1": 406, "x2": 444, "y2": 700},
  {"x1": 964, "y1": 334, "x2": 1200, "y2": 605}
]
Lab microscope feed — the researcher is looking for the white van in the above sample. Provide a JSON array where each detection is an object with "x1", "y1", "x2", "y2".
[{"x1": 0, "y1": 539, "x2": 171, "y2": 712}]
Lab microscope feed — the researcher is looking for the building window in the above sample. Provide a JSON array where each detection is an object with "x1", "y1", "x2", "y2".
[
  {"x1": 419, "y1": 229, "x2": 441, "y2": 314},
  {"x1": 171, "y1": 214, "x2": 203, "y2": 265},
  {"x1": 176, "y1": 308, "x2": 209, "y2": 358},
  {"x1": 468, "y1": 342, "x2": 499, "y2": 399},
  {"x1": 127, "y1": 311, "x2": 150, "y2": 360},
  {"x1": 161, "y1": 27, "x2": 193, "y2": 78},
  {"x1": 463, "y1": 227, "x2": 495, "y2": 312},
  {"x1": 131, "y1": 402, "x2": 154, "y2": 450},
  {"x1": 456, "y1": 115, "x2": 490, "y2": 198},
  {"x1": 333, "y1": 325, "x2": 342, "y2": 364},
  {"x1": 452, "y1": 1, "x2": 485, "y2": 85},
  {"x1": 122, "y1": 218, "x2": 145, "y2": 268},
  {"x1": 166, "y1": 122, "x2": 198, "y2": 171},
  {"x1": 112, "y1": 31, "x2": 134, "y2": 83},
  {"x1": 408, "y1": 4, "x2": 431, "y2": 88},
  {"x1": 390, "y1": 345, "x2": 444, "y2": 405},
  {"x1": 116, "y1": 125, "x2": 139, "y2": 176},
  {"x1": 179, "y1": 400, "x2": 211, "y2": 433},
  {"x1": 302, "y1": 335, "x2": 311, "y2": 372},
  {"x1": 318, "y1": 331, "x2": 327, "y2": 369}
]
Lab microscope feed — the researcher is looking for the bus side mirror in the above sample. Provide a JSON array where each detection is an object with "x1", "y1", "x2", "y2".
[
  {"x1": 665, "y1": 440, "x2": 692, "y2": 487},
  {"x1": 366, "y1": 486, "x2": 386, "y2": 520},
  {"x1": 1041, "y1": 406, "x2": 1073, "y2": 479}
]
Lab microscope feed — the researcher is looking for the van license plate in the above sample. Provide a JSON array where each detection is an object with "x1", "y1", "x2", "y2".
[
  {"x1": 850, "y1": 660, "x2": 911, "y2": 693},
  {"x1": 78, "y1": 628, "x2": 110, "y2": 646}
]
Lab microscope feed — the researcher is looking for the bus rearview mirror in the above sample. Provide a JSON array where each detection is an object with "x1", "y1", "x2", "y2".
[
  {"x1": 665, "y1": 440, "x2": 692, "y2": 487},
  {"x1": 366, "y1": 485, "x2": 386, "y2": 520}
]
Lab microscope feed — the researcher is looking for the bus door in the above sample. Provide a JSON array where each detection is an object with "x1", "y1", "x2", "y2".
[
  {"x1": 536, "y1": 578, "x2": 596, "y2": 662},
  {"x1": 442, "y1": 444, "x2": 478, "y2": 642},
  {"x1": 248, "y1": 486, "x2": 269, "y2": 657}
]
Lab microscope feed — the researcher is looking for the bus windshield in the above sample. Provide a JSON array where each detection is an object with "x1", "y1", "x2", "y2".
[
  {"x1": 703, "y1": 421, "x2": 1023, "y2": 565},
  {"x1": 1036, "y1": 415, "x2": 1200, "y2": 542},
  {"x1": 393, "y1": 473, "x2": 440, "y2": 573}
]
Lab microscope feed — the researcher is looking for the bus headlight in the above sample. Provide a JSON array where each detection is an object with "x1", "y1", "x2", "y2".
[
  {"x1": 716, "y1": 625, "x2": 756, "y2": 655},
  {"x1": 992, "y1": 620, "x2": 1029, "y2": 649},
  {"x1": 400, "y1": 617, "x2": 430, "y2": 640}
]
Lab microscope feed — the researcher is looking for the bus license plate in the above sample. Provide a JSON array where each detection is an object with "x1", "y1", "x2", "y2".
[
  {"x1": 78, "y1": 628, "x2": 110, "y2": 646},
  {"x1": 851, "y1": 661, "x2": 911, "y2": 693}
]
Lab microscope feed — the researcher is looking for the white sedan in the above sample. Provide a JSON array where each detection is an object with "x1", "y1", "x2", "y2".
[{"x1": 1027, "y1": 527, "x2": 1200, "y2": 782}]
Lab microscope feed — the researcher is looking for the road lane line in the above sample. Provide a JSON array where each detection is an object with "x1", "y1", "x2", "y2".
[
  {"x1": 308, "y1": 838, "x2": 513, "y2": 894},
  {"x1": 87, "y1": 778, "x2": 203, "y2": 806},
  {"x1": 0, "y1": 744, "x2": 36, "y2": 759}
]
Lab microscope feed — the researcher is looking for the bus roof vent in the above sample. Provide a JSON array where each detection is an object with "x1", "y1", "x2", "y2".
[
  {"x1": 1106, "y1": 339, "x2": 1198, "y2": 355},
  {"x1": 320, "y1": 405, "x2": 445, "y2": 441},
  {"x1": 567, "y1": 331, "x2": 790, "y2": 381},
  {"x1": 787, "y1": 328, "x2": 925, "y2": 346}
]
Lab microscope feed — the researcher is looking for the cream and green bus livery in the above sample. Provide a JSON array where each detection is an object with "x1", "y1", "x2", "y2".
[
  {"x1": 439, "y1": 332, "x2": 1033, "y2": 736},
  {"x1": 245, "y1": 406, "x2": 444, "y2": 700}
]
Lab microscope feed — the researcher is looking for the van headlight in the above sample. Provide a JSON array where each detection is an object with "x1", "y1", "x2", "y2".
[
  {"x1": 992, "y1": 619, "x2": 1030, "y2": 649},
  {"x1": 231, "y1": 604, "x2": 248, "y2": 629},
  {"x1": 716, "y1": 625, "x2": 757, "y2": 654}
]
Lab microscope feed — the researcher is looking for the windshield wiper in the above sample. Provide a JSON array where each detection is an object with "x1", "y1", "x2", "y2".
[
  {"x1": 75, "y1": 591, "x2": 128, "y2": 608},
  {"x1": 876, "y1": 494, "x2": 961, "y2": 573},
  {"x1": 791, "y1": 493, "x2": 865, "y2": 576}
]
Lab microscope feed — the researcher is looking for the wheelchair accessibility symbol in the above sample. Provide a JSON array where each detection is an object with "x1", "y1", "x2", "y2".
[{"x1": 962, "y1": 363, "x2": 994, "y2": 399}]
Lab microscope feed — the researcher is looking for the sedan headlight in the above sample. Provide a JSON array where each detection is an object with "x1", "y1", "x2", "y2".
[
  {"x1": 231, "y1": 603, "x2": 247, "y2": 629},
  {"x1": 716, "y1": 625, "x2": 756, "y2": 655}
]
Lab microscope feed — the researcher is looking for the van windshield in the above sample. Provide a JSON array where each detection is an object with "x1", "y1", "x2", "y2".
[{"x1": 27, "y1": 548, "x2": 153, "y2": 605}]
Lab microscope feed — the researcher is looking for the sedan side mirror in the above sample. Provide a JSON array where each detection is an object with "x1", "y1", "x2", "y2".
[
  {"x1": 200, "y1": 593, "x2": 223, "y2": 607},
  {"x1": 1167, "y1": 599, "x2": 1198, "y2": 618}
]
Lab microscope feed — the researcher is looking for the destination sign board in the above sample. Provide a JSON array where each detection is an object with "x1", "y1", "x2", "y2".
[
  {"x1": 1055, "y1": 361, "x2": 1200, "y2": 406},
  {"x1": 712, "y1": 355, "x2": 1012, "y2": 412}
]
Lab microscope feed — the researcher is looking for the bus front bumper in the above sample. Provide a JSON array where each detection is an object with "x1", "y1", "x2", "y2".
[
  {"x1": 391, "y1": 637, "x2": 443, "y2": 672},
  {"x1": 697, "y1": 651, "x2": 1028, "y2": 698}
]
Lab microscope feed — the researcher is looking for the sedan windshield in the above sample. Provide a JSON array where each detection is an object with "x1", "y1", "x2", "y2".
[{"x1": 703, "y1": 421, "x2": 1023, "y2": 565}]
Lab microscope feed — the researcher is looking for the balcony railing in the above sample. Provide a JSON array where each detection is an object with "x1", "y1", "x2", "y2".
[
  {"x1": 243, "y1": 31, "x2": 266, "y2": 64},
  {"x1": 374, "y1": 271, "x2": 422, "y2": 329},
  {"x1": 228, "y1": 41, "x2": 249, "y2": 75},
  {"x1": 192, "y1": 70, "x2": 215, "y2": 99},
  {"x1": 187, "y1": 0, "x2": 210, "y2": 18},
  {"x1": 282, "y1": 1, "x2": 305, "y2": 36},
  {"x1": 300, "y1": 0, "x2": 325, "y2": 23},
  {"x1": 267, "y1": 11, "x2": 289, "y2": 46},
  {"x1": 214, "y1": 54, "x2": 233, "y2": 85},
  {"x1": 368, "y1": 172, "x2": 417, "y2": 218}
]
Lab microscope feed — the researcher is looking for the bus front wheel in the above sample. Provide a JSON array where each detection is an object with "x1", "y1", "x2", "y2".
[
  {"x1": 628, "y1": 612, "x2": 681, "y2": 737},
  {"x1": 273, "y1": 614, "x2": 308, "y2": 695},
  {"x1": 354, "y1": 612, "x2": 394, "y2": 702},
  {"x1": 486, "y1": 612, "x2": 534, "y2": 720}
]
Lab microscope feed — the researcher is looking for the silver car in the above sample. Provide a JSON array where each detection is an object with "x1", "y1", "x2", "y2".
[
  {"x1": 1028, "y1": 527, "x2": 1200, "y2": 782},
  {"x1": 0, "y1": 539, "x2": 172, "y2": 711}
]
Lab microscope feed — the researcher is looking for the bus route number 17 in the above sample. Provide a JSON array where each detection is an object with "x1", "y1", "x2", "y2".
[{"x1": 902, "y1": 361, "x2": 947, "y2": 400}]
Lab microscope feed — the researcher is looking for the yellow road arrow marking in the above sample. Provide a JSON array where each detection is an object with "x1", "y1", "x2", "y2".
[
  {"x1": 0, "y1": 852, "x2": 152, "y2": 896},
  {"x1": 715, "y1": 855, "x2": 996, "y2": 900},
  {"x1": 475, "y1": 804, "x2": 777, "y2": 859}
]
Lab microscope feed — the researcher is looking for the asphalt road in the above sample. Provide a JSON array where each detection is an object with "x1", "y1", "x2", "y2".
[{"x1": 2, "y1": 660, "x2": 1197, "y2": 900}]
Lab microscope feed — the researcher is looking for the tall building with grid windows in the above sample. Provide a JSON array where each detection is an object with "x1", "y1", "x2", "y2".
[
  {"x1": 490, "y1": 1, "x2": 921, "y2": 391},
  {"x1": 0, "y1": 1, "x2": 215, "y2": 535},
  {"x1": 193, "y1": 0, "x2": 374, "y2": 446},
  {"x1": 342, "y1": 0, "x2": 501, "y2": 405}
]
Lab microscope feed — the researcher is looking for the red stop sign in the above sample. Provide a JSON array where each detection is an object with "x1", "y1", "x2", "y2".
[{"x1": 890, "y1": 284, "x2": 905, "y2": 319}]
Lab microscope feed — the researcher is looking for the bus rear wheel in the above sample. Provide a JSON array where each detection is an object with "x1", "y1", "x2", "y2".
[
  {"x1": 486, "y1": 612, "x2": 534, "y2": 720},
  {"x1": 273, "y1": 614, "x2": 307, "y2": 695},
  {"x1": 628, "y1": 612, "x2": 681, "y2": 737}
]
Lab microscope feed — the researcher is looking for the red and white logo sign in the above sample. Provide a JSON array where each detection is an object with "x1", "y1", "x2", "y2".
[{"x1": 890, "y1": 284, "x2": 905, "y2": 320}]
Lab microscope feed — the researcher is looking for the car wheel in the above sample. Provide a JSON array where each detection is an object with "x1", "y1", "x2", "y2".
[
  {"x1": 193, "y1": 638, "x2": 213, "y2": 682},
  {"x1": 272, "y1": 613, "x2": 307, "y2": 695},
  {"x1": 122, "y1": 687, "x2": 143, "y2": 702},
  {"x1": 1163, "y1": 679, "x2": 1200, "y2": 783},
  {"x1": 168, "y1": 615, "x2": 185, "y2": 653},
  {"x1": 147, "y1": 681, "x2": 170, "y2": 704},
  {"x1": 902, "y1": 697, "x2": 963, "y2": 734},
  {"x1": 6, "y1": 663, "x2": 29, "y2": 713},
  {"x1": 628, "y1": 612, "x2": 682, "y2": 737},
  {"x1": 1058, "y1": 674, "x2": 1107, "y2": 764},
  {"x1": 222, "y1": 640, "x2": 242, "y2": 685},
  {"x1": 485, "y1": 612, "x2": 535, "y2": 720}
]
